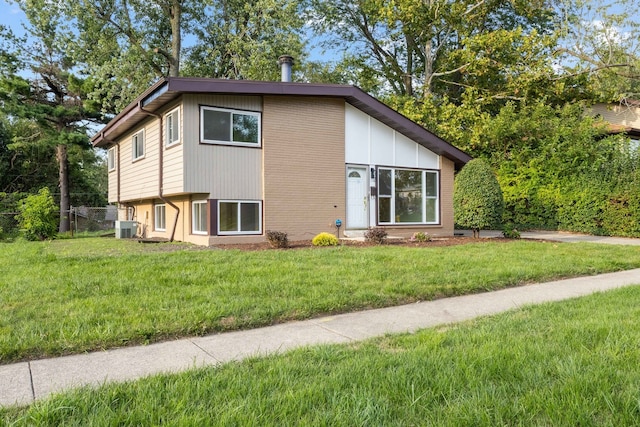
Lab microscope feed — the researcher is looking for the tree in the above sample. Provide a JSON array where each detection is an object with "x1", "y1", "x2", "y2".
[
  {"x1": 556, "y1": 0, "x2": 640, "y2": 101},
  {"x1": 454, "y1": 158, "x2": 504, "y2": 238},
  {"x1": 183, "y1": 0, "x2": 307, "y2": 81},
  {"x1": 1, "y1": 2, "x2": 103, "y2": 231},
  {"x1": 309, "y1": 0, "x2": 565, "y2": 100}
]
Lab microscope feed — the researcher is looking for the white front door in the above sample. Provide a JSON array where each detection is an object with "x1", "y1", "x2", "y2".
[{"x1": 347, "y1": 166, "x2": 369, "y2": 229}]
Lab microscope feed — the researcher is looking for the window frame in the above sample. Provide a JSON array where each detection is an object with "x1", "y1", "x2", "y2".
[
  {"x1": 200, "y1": 106, "x2": 261, "y2": 148},
  {"x1": 107, "y1": 146, "x2": 116, "y2": 172},
  {"x1": 165, "y1": 107, "x2": 181, "y2": 148},
  {"x1": 217, "y1": 200, "x2": 263, "y2": 236},
  {"x1": 154, "y1": 204, "x2": 166, "y2": 231},
  {"x1": 131, "y1": 129, "x2": 145, "y2": 161},
  {"x1": 192, "y1": 200, "x2": 208, "y2": 235},
  {"x1": 377, "y1": 167, "x2": 440, "y2": 225}
]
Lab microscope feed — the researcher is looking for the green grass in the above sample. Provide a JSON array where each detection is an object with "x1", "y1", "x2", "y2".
[
  {"x1": 1, "y1": 238, "x2": 640, "y2": 363},
  {"x1": 3, "y1": 286, "x2": 640, "y2": 425}
]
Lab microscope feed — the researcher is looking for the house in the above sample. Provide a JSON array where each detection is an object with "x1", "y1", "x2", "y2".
[
  {"x1": 91, "y1": 73, "x2": 471, "y2": 245},
  {"x1": 591, "y1": 100, "x2": 640, "y2": 144}
]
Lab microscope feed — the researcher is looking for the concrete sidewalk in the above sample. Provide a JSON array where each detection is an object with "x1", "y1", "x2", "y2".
[{"x1": 2, "y1": 267, "x2": 640, "y2": 408}]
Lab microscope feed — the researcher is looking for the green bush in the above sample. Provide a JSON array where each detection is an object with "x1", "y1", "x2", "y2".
[
  {"x1": 502, "y1": 223, "x2": 521, "y2": 239},
  {"x1": 17, "y1": 188, "x2": 58, "y2": 241},
  {"x1": 364, "y1": 227, "x2": 388, "y2": 244},
  {"x1": 410, "y1": 231, "x2": 432, "y2": 242},
  {"x1": 312, "y1": 232, "x2": 339, "y2": 246},
  {"x1": 266, "y1": 230, "x2": 289, "y2": 248},
  {"x1": 454, "y1": 159, "x2": 504, "y2": 238}
]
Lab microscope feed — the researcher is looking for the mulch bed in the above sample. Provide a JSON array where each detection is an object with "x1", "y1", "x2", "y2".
[{"x1": 212, "y1": 236, "x2": 514, "y2": 251}]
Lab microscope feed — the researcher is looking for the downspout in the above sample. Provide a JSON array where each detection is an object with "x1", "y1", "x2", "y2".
[{"x1": 139, "y1": 101, "x2": 180, "y2": 242}]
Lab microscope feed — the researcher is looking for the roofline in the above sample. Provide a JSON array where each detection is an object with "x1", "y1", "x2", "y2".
[{"x1": 92, "y1": 77, "x2": 472, "y2": 167}]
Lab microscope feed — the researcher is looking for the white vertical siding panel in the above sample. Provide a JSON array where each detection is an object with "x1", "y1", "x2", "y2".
[
  {"x1": 418, "y1": 145, "x2": 440, "y2": 169},
  {"x1": 345, "y1": 104, "x2": 370, "y2": 164},
  {"x1": 395, "y1": 132, "x2": 417, "y2": 167},
  {"x1": 370, "y1": 118, "x2": 394, "y2": 165}
]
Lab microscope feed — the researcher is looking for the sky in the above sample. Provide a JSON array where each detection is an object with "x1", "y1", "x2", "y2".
[{"x1": 0, "y1": 1, "x2": 25, "y2": 36}]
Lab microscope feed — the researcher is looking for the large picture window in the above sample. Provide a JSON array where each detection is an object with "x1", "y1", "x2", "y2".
[
  {"x1": 154, "y1": 204, "x2": 166, "y2": 231},
  {"x1": 165, "y1": 107, "x2": 180, "y2": 147},
  {"x1": 132, "y1": 129, "x2": 145, "y2": 161},
  {"x1": 192, "y1": 201, "x2": 208, "y2": 235},
  {"x1": 378, "y1": 168, "x2": 439, "y2": 225},
  {"x1": 200, "y1": 106, "x2": 260, "y2": 147},
  {"x1": 218, "y1": 200, "x2": 262, "y2": 235}
]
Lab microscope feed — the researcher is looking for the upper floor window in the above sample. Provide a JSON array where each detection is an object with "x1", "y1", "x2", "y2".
[
  {"x1": 165, "y1": 107, "x2": 180, "y2": 147},
  {"x1": 132, "y1": 129, "x2": 145, "y2": 161},
  {"x1": 107, "y1": 146, "x2": 116, "y2": 171},
  {"x1": 200, "y1": 106, "x2": 261, "y2": 147}
]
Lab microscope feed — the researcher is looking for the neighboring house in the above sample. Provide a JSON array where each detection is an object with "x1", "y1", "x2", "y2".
[
  {"x1": 91, "y1": 76, "x2": 471, "y2": 245},
  {"x1": 591, "y1": 100, "x2": 640, "y2": 144}
]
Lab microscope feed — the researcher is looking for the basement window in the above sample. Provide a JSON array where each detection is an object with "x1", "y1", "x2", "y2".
[
  {"x1": 154, "y1": 204, "x2": 166, "y2": 231},
  {"x1": 218, "y1": 200, "x2": 262, "y2": 235}
]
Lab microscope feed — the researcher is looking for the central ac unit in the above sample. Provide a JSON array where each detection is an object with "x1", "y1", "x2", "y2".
[{"x1": 115, "y1": 220, "x2": 138, "y2": 238}]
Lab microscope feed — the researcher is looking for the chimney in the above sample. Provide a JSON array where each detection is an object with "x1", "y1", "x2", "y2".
[{"x1": 278, "y1": 55, "x2": 294, "y2": 82}]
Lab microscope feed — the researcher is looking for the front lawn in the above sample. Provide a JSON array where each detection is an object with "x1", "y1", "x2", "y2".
[
  {"x1": 1, "y1": 237, "x2": 640, "y2": 363},
  {"x1": 3, "y1": 285, "x2": 640, "y2": 425}
]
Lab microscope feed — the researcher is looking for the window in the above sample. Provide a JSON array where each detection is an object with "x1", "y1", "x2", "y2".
[
  {"x1": 165, "y1": 107, "x2": 180, "y2": 147},
  {"x1": 132, "y1": 130, "x2": 145, "y2": 161},
  {"x1": 218, "y1": 201, "x2": 262, "y2": 235},
  {"x1": 200, "y1": 106, "x2": 260, "y2": 147},
  {"x1": 154, "y1": 204, "x2": 166, "y2": 231},
  {"x1": 378, "y1": 168, "x2": 439, "y2": 225},
  {"x1": 107, "y1": 147, "x2": 116, "y2": 171},
  {"x1": 192, "y1": 200, "x2": 208, "y2": 235}
]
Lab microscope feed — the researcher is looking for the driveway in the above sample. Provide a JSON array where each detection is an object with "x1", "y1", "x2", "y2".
[{"x1": 457, "y1": 229, "x2": 640, "y2": 246}]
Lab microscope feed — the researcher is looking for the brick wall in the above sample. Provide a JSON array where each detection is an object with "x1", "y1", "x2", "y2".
[{"x1": 262, "y1": 96, "x2": 346, "y2": 241}]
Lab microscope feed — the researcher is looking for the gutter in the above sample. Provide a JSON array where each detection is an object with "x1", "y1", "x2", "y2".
[{"x1": 138, "y1": 101, "x2": 180, "y2": 242}]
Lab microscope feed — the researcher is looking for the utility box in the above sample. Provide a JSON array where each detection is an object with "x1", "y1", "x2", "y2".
[{"x1": 115, "y1": 220, "x2": 137, "y2": 238}]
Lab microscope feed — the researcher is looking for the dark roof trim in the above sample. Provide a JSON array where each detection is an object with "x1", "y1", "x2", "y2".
[{"x1": 92, "y1": 77, "x2": 472, "y2": 167}]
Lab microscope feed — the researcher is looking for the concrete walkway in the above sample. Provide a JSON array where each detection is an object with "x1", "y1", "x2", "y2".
[{"x1": 2, "y1": 232, "x2": 640, "y2": 408}]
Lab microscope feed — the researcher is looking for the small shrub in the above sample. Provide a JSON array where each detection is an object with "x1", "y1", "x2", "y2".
[
  {"x1": 502, "y1": 224, "x2": 521, "y2": 239},
  {"x1": 266, "y1": 230, "x2": 289, "y2": 248},
  {"x1": 364, "y1": 227, "x2": 387, "y2": 244},
  {"x1": 410, "y1": 231, "x2": 432, "y2": 242},
  {"x1": 17, "y1": 188, "x2": 58, "y2": 241},
  {"x1": 312, "y1": 232, "x2": 339, "y2": 246}
]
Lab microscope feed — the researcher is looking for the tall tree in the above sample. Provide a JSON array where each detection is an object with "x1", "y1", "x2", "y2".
[
  {"x1": 309, "y1": 0, "x2": 564, "y2": 100},
  {"x1": 183, "y1": 0, "x2": 307, "y2": 81},
  {"x1": 2, "y1": 1, "x2": 103, "y2": 231},
  {"x1": 556, "y1": 0, "x2": 640, "y2": 101}
]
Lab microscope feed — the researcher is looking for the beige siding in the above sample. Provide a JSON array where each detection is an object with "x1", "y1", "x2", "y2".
[
  {"x1": 263, "y1": 96, "x2": 346, "y2": 241},
  {"x1": 592, "y1": 103, "x2": 640, "y2": 129},
  {"x1": 181, "y1": 94, "x2": 262, "y2": 198},
  {"x1": 129, "y1": 196, "x2": 209, "y2": 245},
  {"x1": 161, "y1": 103, "x2": 185, "y2": 195},
  {"x1": 439, "y1": 156, "x2": 455, "y2": 235},
  {"x1": 118, "y1": 118, "x2": 160, "y2": 201},
  {"x1": 107, "y1": 151, "x2": 118, "y2": 203}
]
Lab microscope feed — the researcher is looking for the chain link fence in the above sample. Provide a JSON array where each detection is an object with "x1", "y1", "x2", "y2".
[{"x1": 69, "y1": 206, "x2": 117, "y2": 234}]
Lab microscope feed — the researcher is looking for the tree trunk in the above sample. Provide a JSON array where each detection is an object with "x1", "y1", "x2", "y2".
[
  {"x1": 57, "y1": 144, "x2": 70, "y2": 233},
  {"x1": 169, "y1": 0, "x2": 182, "y2": 77}
]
